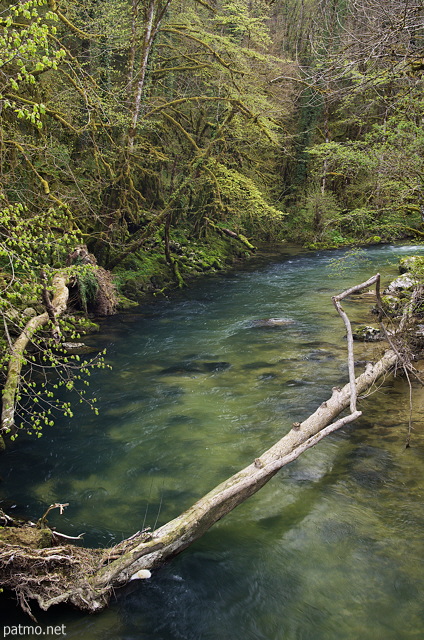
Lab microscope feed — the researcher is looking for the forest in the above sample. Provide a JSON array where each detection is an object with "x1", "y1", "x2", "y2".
[
  {"x1": 1, "y1": 0, "x2": 423, "y2": 438},
  {"x1": 0, "y1": 0, "x2": 424, "y2": 624}
]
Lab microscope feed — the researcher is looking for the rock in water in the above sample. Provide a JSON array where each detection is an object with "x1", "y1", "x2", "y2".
[
  {"x1": 250, "y1": 318, "x2": 295, "y2": 328},
  {"x1": 202, "y1": 361, "x2": 231, "y2": 372},
  {"x1": 352, "y1": 325, "x2": 382, "y2": 341}
]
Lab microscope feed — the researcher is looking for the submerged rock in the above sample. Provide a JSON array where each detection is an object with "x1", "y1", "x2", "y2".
[
  {"x1": 304, "y1": 349, "x2": 337, "y2": 361},
  {"x1": 242, "y1": 361, "x2": 277, "y2": 370},
  {"x1": 160, "y1": 361, "x2": 231, "y2": 375},
  {"x1": 351, "y1": 469, "x2": 385, "y2": 489},
  {"x1": 249, "y1": 317, "x2": 295, "y2": 328},
  {"x1": 321, "y1": 520, "x2": 356, "y2": 543},
  {"x1": 257, "y1": 372, "x2": 279, "y2": 380},
  {"x1": 160, "y1": 363, "x2": 204, "y2": 376},
  {"x1": 202, "y1": 361, "x2": 231, "y2": 372},
  {"x1": 285, "y1": 379, "x2": 314, "y2": 387}
]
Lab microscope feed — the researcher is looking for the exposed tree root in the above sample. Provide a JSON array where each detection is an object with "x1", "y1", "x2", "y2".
[{"x1": 0, "y1": 539, "x2": 106, "y2": 618}]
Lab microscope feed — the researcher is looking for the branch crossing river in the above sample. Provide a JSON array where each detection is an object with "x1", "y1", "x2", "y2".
[{"x1": 2, "y1": 244, "x2": 424, "y2": 639}]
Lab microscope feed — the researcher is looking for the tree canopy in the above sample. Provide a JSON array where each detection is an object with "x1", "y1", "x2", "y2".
[{"x1": 0, "y1": 0, "x2": 423, "y2": 436}]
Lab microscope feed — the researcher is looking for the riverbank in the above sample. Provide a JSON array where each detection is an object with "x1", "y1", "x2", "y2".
[
  {"x1": 111, "y1": 232, "x2": 424, "y2": 310},
  {"x1": 110, "y1": 230, "x2": 257, "y2": 309}
]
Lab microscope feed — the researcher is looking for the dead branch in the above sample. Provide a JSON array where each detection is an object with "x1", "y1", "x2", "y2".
[
  {"x1": 332, "y1": 273, "x2": 381, "y2": 410},
  {"x1": 205, "y1": 218, "x2": 256, "y2": 251},
  {"x1": 51, "y1": 532, "x2": 85, "y2": 543},
  {"x1": 37, "y1": 503, "x2": 69, "y2": 528}
]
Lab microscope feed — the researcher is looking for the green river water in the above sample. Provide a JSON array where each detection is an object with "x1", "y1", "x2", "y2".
[{"x1": 1, "y1": 244, "x2": 424, "y2": 639}]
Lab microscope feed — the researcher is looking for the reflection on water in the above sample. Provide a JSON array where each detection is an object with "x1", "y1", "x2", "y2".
[{"x1": 1, "y1": 244, "x2": 424, "y2": 639}]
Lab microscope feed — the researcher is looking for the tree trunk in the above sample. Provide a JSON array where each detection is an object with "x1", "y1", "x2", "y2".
[
  {"x1": 0, "y1": 273, "x2": 70, "y2": 449},
  {"x1": 91, "y1": 351, "x2": 395, "y2": 592},
  {"x1": 126, "y1": 0, "x2": 172, "y2": 151},
  {"x1": 7, "y1": 345, "x2": 395, "y2": 616}
]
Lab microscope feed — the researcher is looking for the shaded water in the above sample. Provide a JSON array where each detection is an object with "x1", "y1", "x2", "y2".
[{"x1": 2, "y1": 244, "x2": 424, "y2": 639}]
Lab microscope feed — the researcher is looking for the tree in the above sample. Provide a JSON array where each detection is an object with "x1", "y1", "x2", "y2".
[
  {"x1": 0, "y1": 202, "x2": 115, "y2": 451},
  {"x1": 305, "y1": 85, "x2": 424, "y2": 240},
  {"x1": 270, "y1": 0, "x2": 424, "y2": 243},
  {"x1": 34, "y1": 0, "x2": 292, "y2": 264},
  {"x1": 0, "y1": 0, "x2": 295, "y2": 438}
]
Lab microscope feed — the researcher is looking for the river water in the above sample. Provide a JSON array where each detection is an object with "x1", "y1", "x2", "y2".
[{"x1": 1, "y1": 243, "x2": 424, "y2": 639}]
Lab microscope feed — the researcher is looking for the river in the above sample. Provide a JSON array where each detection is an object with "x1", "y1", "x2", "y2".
[{"x1": 1, "y1": 243, "x2": 424, "y2": 639}]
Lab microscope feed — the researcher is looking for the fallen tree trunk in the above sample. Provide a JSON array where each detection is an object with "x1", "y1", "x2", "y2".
[
  {"x1": 91, "y1": 352, "x2": 395, "y2": 594},
  {"x1": 0, "y1": 274, "x2": 403, "y2": 614},
  {"x1": 0, "y1": 272, "x2": 70, "y2": 450}
]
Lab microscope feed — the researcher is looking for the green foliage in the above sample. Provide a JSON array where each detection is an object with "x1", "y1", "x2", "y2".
[
  {"x1": 0, "y1": 199, "x2": 76, "y2": 305},
  {"x1": 213, "y1": 0, "x2": 272, "y2": 46},
  {"x1": 275, "y1": 0, "x2": 424, "y2": 245},
  {"x1": 1, "y1": 0, "x2": 424, "y2": 436},
  {"x1": 0, "y1": 198, "x2": 109, "y2": 439},
  {"x1": 113, "y1": 225, "x2": 246, "y2": 301},
  {"x1": 200, "y1": 160, "x2": 286, "y2": 237},
  {"x1": 76, "y1": 265, "x2": 99, "y2": 314},
  {"x1": 327, "y1": 248, "x2": 372, "y2": 277},
  {"x1": 299, "y1": 85, "x2": 424, "y2": 242},
  {"x1": 283, "y1": 190, "x2": 344, "y2": 245},
  {"x1": 306, "y1": 141, "x2": 376, "y2": 182},
  {"x1": 0, "y1": 0, "x2": 66, "y2": 126},
  {"x1": 11, "y1": 343, "x2": 109, "y2": 439}
]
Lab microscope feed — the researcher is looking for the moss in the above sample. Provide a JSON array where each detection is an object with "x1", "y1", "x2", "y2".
[
  {"x1": 352, "y1": 325, "x2": 382, "y2": 342},
  {"x1": 0, "y1": 526, "x2": 52, "y2": 549},
  {"x1": 399, "y1": 256, "x2": 424, "y2": 275},
  {"x1": 113, "y1": 248, "x2": 171, "y2": 303},
  {"x1": 70, "y1": 316, "x2": 100, "y2": 333},
  {"x1": 305, "y1": 241, "x2": 340, "y2": 251},
  {"x1": 116, "y1": 295, "x2": 139, "y2": 310},
  {"x1": 113, "y1": 228, "x2": 247, "y2": 304}
]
